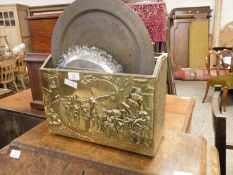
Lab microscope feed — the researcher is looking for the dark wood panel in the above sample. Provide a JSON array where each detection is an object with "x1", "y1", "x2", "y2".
[
  {"x1": 28, "y1": 17, "x2": 59, "y2": 53},
  {"x1": 0, "y1": 89, "x2": 13, "y2": 99},
  {"x1": 170, "y1": 19, "x2": 193, "y2": 71},
  {"x1": 211, "y1": 87, "x2": 226, "y2": 175},
  {"x1": 0, "y1": 109, "x2": 44, "y2": 149},
  {"x1": 25, "y1": 53, "x2": 49, "y2": 109}
]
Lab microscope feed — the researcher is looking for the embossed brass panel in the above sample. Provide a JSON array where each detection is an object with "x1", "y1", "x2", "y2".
[{"x1": 40, "y1": 53, "x2": 167, "y2": 156}]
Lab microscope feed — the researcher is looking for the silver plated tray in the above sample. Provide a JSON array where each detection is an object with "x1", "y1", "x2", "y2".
[
  {"x1": 57, "y1": 45, "x2": 123, "y2": 73},
  {"x1": 51, "y1": 0, "x2": 154, "y2": 75}
]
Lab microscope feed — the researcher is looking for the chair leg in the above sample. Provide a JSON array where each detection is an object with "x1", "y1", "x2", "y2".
[
  {"x1": 3, "y1": 84, "x2": 7, "y2": 89},
  {"x1": 202, "y1": 81, "x2": 209, "y2": 103},
  {"x1": 223, "y1": 86, "x2": 228, "y2": 112},
  {"x1": 20, "y1": 78, "x2": 26, "y2": 90},
  {"x1": 13, "y1": 81, "x2": 19, "y2": 92}
]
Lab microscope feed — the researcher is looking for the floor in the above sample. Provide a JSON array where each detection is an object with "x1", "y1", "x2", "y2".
[{"x1": 176, "y1": 80, "x2": 233, "y2": 175}]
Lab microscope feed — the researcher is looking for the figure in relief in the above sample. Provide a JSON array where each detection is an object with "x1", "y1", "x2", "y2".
[
  {"x1": 46, "y1": 74, "x2": 154, "y2": 146},
  {"x1": 47, "y1": 108, "x2": 61, "y2": 125}
]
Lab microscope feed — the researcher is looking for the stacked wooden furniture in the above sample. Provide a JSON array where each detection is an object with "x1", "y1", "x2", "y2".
[
  {"x1": 170, "y1": 6, "x2": 211, "y2": 71},
  {"x1": 0, "y1": 4, "x2": 30, "y2": 52},
  {"x1": 25, "y1": 4, "x2": 67, "y2": 110}
]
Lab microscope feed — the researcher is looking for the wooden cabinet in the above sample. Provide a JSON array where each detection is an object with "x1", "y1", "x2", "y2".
[
  {"x1": 170, "y1": 6, "x2": 211, "y2": 71},
  {"x1": 25, "y1": 4, "x2": 67, "y2": 109},
  {"x1": 170, "y1": 19, "x2": 193, "y2": 70},
  {"x1": 27, "y1": 4, "x2": 67, "y2": 53},
  {"x1": 0, "y1": 4, "x2": 30, "y2": 52},
  {"x1": 27, "y1": 15, "x2": 59, "y2": 53}
]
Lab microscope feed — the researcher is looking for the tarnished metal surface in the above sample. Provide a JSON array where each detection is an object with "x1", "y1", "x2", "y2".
[
  {"x1": 57, "y1": 45, "x2": 123, "y2": 73},
  {"x1": 51, "y1": 0, "x2": 154, "y2": 75},
  {"x1": 40, "y1": 53, "x2": 167, "y2": 156}
]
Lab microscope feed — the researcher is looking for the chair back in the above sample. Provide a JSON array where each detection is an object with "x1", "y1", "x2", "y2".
[
  {"x1": 205, "y1": 50, "x2": 221, "y2": 77},
  {"x1": 218, "y1": 49, "x2": 233, "y2": 72},
  {"x1": 16, "y1": 58, "x2": 27, "y2": 77},
  {"x1": 211, "y1": 86, "x2": 226, "y2": 175},
  {"x1": 0, "y1": 59, "x2": 17, "y2": 84}
]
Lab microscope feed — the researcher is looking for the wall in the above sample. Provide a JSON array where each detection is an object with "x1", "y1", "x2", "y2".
[
  {"x1": 221, "y1": 0, "x2": 233, "y2": 29},
  {"x1": 164, "y1": 0, "x2": 215, "y2": 12},
  {"x1": 165, "y1": 0, "x2": 233, "y2": 30},
  {"x1": 165, "y1": 0, "x2": 215, "y2": 33}
]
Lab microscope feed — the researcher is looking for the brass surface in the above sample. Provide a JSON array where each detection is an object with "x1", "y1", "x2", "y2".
[
  {"x1": 40, "y1": 53, "x2": 167, "y2": 156},
  {"x1": 51, "y1": 0, "x2": 154, "y2": 75}
]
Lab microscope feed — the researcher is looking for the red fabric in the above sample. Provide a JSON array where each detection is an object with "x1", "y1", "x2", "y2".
[
  {"x1": 129, "y1": 2, "x2": 167, "y2": 42},
  {"x1": 174, "y1": 68, "x2": 229, "y2": 81}
]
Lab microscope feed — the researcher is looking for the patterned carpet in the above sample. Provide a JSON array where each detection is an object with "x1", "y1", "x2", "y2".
[{"x1": 176, "y1": 80, "x2": 233, "y2": 175}]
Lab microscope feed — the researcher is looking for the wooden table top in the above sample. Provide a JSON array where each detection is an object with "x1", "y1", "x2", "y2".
[
  {"x1": 0, "y1": 89, "x2": 195, "y2": 133},
  {"x1": 165, "y1": 95, "x2": 195, "y2": 133},
  {"x1": 0, "y1": 89, "x2": 45, "y2": 117},
  {"x1": 0, "y1": 121, "x2": 219, "y2": 175}
]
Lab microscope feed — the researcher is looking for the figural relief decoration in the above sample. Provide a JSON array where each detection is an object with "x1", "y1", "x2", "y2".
[{"x1": 42, "y1": 72, "x2": 154, "y2": 147}]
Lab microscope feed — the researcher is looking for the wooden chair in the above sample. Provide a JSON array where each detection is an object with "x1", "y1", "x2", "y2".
[
  {"x1": 211, "y1": 86, "x2": 233, "y2": 175},
  {"x1": 202, "y1": 50, "x2": 233, "y2": 111},
  {"x1": 0, "y1": 59, "x2": 18, "y2": 92},
  {"x1": 15, "y1": 55, "x2": 27, "y2": 90}
]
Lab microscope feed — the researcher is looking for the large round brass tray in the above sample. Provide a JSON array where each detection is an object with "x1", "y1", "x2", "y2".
[{"x1": 51, "y1": 0, "x2": 154, "y2": 75}]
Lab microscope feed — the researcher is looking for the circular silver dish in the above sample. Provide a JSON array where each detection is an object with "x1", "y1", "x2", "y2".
[{"x1": 57, "y1": 45, "x2": 123, "y2": 73}]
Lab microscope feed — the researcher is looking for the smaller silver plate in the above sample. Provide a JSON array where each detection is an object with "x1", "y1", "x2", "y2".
[{"x1": 57, "y1": 45, "x2": 123, "y2": 73}]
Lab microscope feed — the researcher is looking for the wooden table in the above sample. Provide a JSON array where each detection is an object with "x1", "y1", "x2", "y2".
[
  {"x1": 0, "y1": 89, "x2": 219, "y2": 174},
  {"x1": 0, "y1": 121, "x2": 219, "y2": 175},
  {"x1": 0, "y1": 88, "x2": 13, "y2": 99},
  {"x1": 0, "y1": 89, "x2": 195, "y2": 133},
  {"x1": 0, "y1": 89, "x2": 45, "y2": 117},
  {"x1": 165, "y1": 95, "x2": 195, "y2": 133}
]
